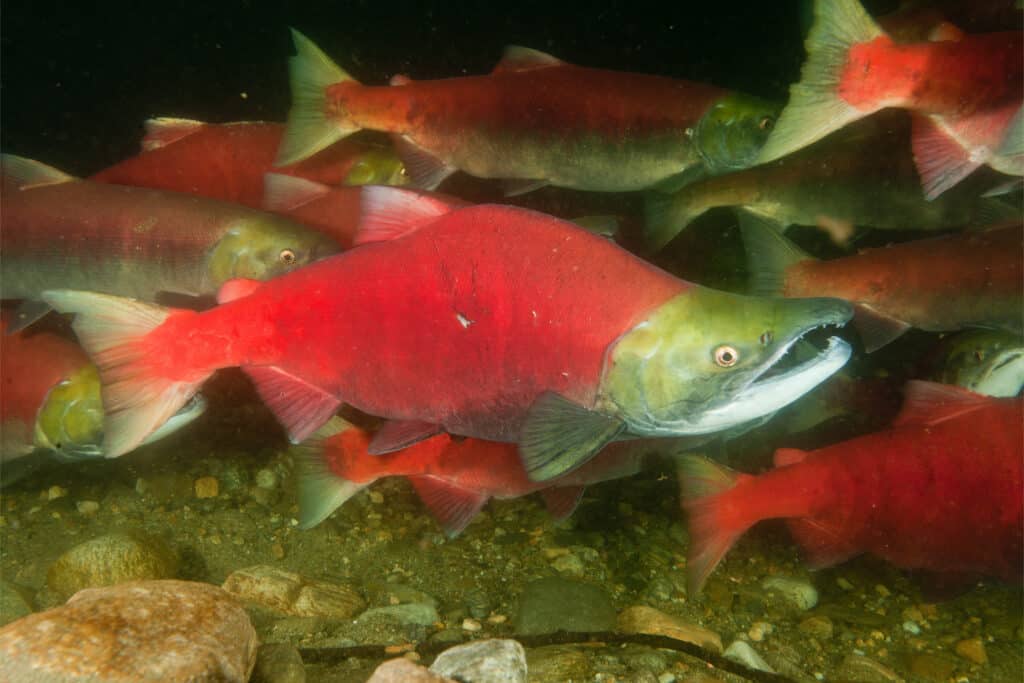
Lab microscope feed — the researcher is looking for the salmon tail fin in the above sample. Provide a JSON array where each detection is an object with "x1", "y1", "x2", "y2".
[
  {"x1": 293, "y1": 416, "x2": 372, "y2": 529},
  {"x1": 642, "y1": 188, "x2": 708, "y2": 251},
  {"x1": 277, "y1": 28, "x2": 361, "y2": 166},
  {"x1": 737, "y1": 210, "x2": 811, "y2": 297},
  {"x1": 677, "y1": 455, "x2": 754, "y2": 596},
  {"x1": 40, "y1": 290, "x2": 204, "y2": 458},
  {"x1": 757, "y1": 0, "x2": 882, "y2": 163},
  {"x1": 997, "y1": 105, "x2": 1024, "y2": 162},
  {"x1": 2, "y1": 153, "x2": 75, "y2": 189}
]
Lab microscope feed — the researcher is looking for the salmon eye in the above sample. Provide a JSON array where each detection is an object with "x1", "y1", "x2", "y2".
[
  {"x1": 279, "y1": 249, "x2": 297, "y2": 266},
  {"x1": 759, "y1": 116, "x2": 774, "y2": 131},
  {"x1": 714, "y1": 345, "x2": 739, "y2": 367},
  {"x1": 759, "y1": 331, "x2": 773, "y2": 346}
]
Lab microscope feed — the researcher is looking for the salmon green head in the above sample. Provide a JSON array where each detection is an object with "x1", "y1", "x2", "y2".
[
  {"x1": 33, "y1": 365, "x2": 209, "y2": 460},
  {"x1": 694, "y1": 93, "x2": 782, "y2": 174},
  {"x1": 935, "y1": 330, "x2": 1024, "y2": 398},
  {"x1": 33, "y1": 364, "x2": 105, "y2": 460},
  {"x1": 206, "y1": 216, "x2": 341, "y2": 287},
  {"x1": 344, "y1": 148, "x2": 409, "y2": 187},
  {"x1": 599, "y1": 287, "x2": 853, "y2": 436}
]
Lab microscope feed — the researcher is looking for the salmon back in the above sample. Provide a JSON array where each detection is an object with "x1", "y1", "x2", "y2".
[
  {"x1": 91, "y1": 122, "x2": 368, "y2": 206},
  {"x1": 202, "y1": 205, "x2": 690, "y2": 440}
]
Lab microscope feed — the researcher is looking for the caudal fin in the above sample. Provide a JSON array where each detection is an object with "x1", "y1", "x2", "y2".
[
  {"x1": 293, "y1": 417, "x2": 372, "y2": 529},
  {"x1": 677, "y1": 455, "x2": 755, "y2": 595},
  {"x1": 40, "y1": 290, "x2": 206, "y2": 458},
  {"x1": 757, "y1": 0, "x2": 882, "y2": 163},
  {"x1": 277, "y1": 28, "x2": 361, "y2": 166}
]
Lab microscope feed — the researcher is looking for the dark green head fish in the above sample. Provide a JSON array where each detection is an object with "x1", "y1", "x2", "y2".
[
  {"x1": 934, "y1": 330, "x2": 1024, "y2": 398},
  {"x1": 694, "y1": 93, "x2": 782, "y2": 175}
]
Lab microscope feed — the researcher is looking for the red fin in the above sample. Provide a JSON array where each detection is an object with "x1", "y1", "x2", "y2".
[
  {"x1": 142, "y1": 117, "x2": 206, "y2": 151},
  {"x1": 677, "y1": 456, "x2": 754, "y2": 595},
  {"x1": 243, "y1": 366, "x2": 341, "y2": 444},
  {"x1": 927, "y1": 21, "x2": 965, "y2": 43},
  {"x1": 367, "y1": 420, "x2": 442, "y2": 455},
  {"x1": 354, "y1": 186, "x2": 464, "y2": 246},
  {"x1": 773, "y1": 448, "x2": 809, "y2": 468},
  {"x1": 216, "y1": 278, "x2": 263, "y2": 305},
  {"x1": 263, "y1": 173, "x2": 331, "y2": 211},
  {"x1": 540, "y1": 486, "x2": 585, "y2": 521},
  {"x1": 787, "y1": 517, "x2": 861, "y2": 569},
  {"x1": 389, "y1": 74, "x2": 413, "y2": 86},
  {"x1": 492, "y1": 46, "x2": 566, "y2": 74},
  {"x1": 408, "y1": 476, "x2": 488, "y2": 537},
  {"x1": 391, "y1": 135, "x2": 456, "y2": 190},
  {"x1": 911, "y1": 113, "x2": 982, "y2": 200},
  {"x1": 853, "y1": 304, "x2": 911, "y2": 352},
  {"x1": 893, "y1": 380, "x2": 995, "y2": 428}
]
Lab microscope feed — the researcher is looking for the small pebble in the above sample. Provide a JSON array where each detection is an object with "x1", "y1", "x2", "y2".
[
  {"x1": 723, "y1": 640, "x2": 775, "y2": 673},
  {"x1": 954, "y1": 636, "x2": 987, "y2": 665},
  {"x1": 461, "y1": 618, "x2": 482, "y2": 632},
  {"x1": 657, "y1": 674, "x2": 675, "y2": 683},
  {"x1": 369, "y1": 490, "x2": 384, "y2": 504},
  {"x1": 487, "y1": 614, "x2": 507, "y2": 624},
  {"x1": 75, "y1": 501, "x2": 100, "y2": 515},
  {"x1": 271, "y1": 543, "x2": 286, "y2": 560},
  {"x1": 194, "y1": 476, "x2": 219, "y2": 499},
  {"x1": 902, "y1": 620, "x2": 921, "y2": 635},
  {"x1": 47, "y1": 486, "x2": 68, "y2": 501},
  {"x1": 798, "y1": 615, "x2": 833, "y2": 640},
  {"x1": 761, "y1": 576, "x2": 818, "y2": 611},
  {"x1": 255, "y1": 468, "x2": 279, "y2": 490},
  {"x1": 874, "y1": 584, "x2": 891, "y2": 598},
  {"x1": 836, "y1": 577, "x2": 855, "y2": 590},
  {"x1": 748, "y1": 621, "x2": 773, "y2": 642}
]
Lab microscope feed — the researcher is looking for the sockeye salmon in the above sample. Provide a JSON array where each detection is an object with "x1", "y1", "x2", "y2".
[
  {"x1": 91, "y1": 118, "x2": 406, "y2": 207},
  {"x1": 759, "y1": 0, "x2": 1023, "y2": 199},
  {"x1": 679, "y1": 381, "x2": 1024, "y2": 594},
  {"x1": 741, "y1": 217, "x2": 1023, "y2": 351},
  {"x1": 1, "y1": 154, "x2": 340, "y2": 330},
  {"x1": 278, "y1": 30, "x2": 781, "y2": 194},
  {"x1": 42, "y1": 187, "x2": 853, "y2": 483}
]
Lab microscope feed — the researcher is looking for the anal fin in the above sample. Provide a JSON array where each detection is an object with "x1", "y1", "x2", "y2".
[
  {"x1": 243, "y1": 365, "x2": 341, "y2": 444},
  {"x1": 911, "y1": 113, "x2": 983, "y2": 200},
  {"x1": 539, "y1": 486, "x2": 585, "y2": 521},
  {"x1": 367, "y1": 420, "x2": 442, "y2": 455},
  {"x1": 786, "y1": 517, "x2": 861, "y2": 570},
  {"x1": 408, "y1": 476, "x2": 488, "y2": 537}
]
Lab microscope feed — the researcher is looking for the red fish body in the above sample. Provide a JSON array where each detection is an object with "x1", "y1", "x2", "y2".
[
  {"x1": 680, "y1": 382, "x2": 1024, "y2": 593},
  {"x1": 744, "y1": 219, "x2": 1024, "y2": 350},
  {"x1": 759, "y1": 0, "x2": 1024, "y2": 198},
  {"x1": 298, "y1": 418, "x2": 653, "y2": 535},
  {"x1": 90, "y1": 119, "x2": 392, "y2": 208}
]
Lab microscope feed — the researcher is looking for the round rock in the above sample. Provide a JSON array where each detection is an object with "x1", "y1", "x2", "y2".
[
  {"x1": 46, "y1": 532, "x2": 178, "y2": 600},
  {"x1": 430, "y1": 639, "x2": 528, "y2": 683},
  {"x1": 0, "y1": 579, "x2": 257, "y2": 682}
]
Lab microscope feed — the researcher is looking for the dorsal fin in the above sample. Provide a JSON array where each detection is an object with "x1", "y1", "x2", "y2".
[
  {"x1": 893, "y1": 380, "x2": 995, "y2": 428},
  {"x1": 263, "y1": 173, "x2": 331, "y2": 211},
  {"x1": 389, "y1": 74, "x2": 414, "y2": 86},
  {"x1": 354, "y1": 186, "x2": 466, "y2": 246},
  {"x1": 217, "y1": 278, "x2": 264, "y2": 304},
  {"x1": 1, "y1": 154, "x2": 75, "y2": 190},
  {"x1": 142, "y1": 117, "x2": 207, "y2": 151},
  {"x1": 492, "y1": 46, "x2": 567, "y2": 74}
]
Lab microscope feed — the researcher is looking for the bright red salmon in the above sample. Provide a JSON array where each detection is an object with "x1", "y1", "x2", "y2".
[
  {"x1": 759, "y1": 0, "x2": 1023, "y2": 199},
  {"x1": 278, "y1": 31, "x2": 781, "y2": 193},
  {"x1": 42, "y1": 187, "x2": 853, "y2": 482},
  {"x1": 90, "y1": 119, "x2": 405, "y2": 208},
  {"x1": 742, "y1": 218, "x2": 1024, "y2": 351},
  {"x1": 679, "y1": 381, "x2": 1024, "y2": 594},
  {"x1": 296, "y1": 417, "x2": 658, "y2": 536}
]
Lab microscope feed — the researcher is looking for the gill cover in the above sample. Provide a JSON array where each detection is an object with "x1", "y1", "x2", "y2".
[
  {"x1": 206, "y1": 217, "x2": 340, "y2": 287},
  {"x1": 694, "y1": 93, "x2": 782, "y2": 174}
]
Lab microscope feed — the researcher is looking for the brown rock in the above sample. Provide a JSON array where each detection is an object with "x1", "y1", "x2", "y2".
[
  {"x1": 367, "y1": 658, "x2": 455, "y2": 682},
  {"x1": 906, "y1": 652, "x2": 958, "y2": 682},
  {"x1": 617, "y1": 605, "x2": 723, "y2": 654},
  {"x1": 46, "y1": 532, "x2": 178, "y2": 600},
  {"x1": 955, "y1": 636, "x2": 988, "y2": 665},
  {"x1": 798, "y1": 615, "x2": 834, "y2": 640},
  {"x1": 525, "y1": 646, "x2": 592, "y2": 682},
  {"x1": 0, "y1": 579, "x2": 257, "y2": 682},
  {"x1": 222, "y1": 565, "x2": 365, "y2": 618},
  {"x1": 194, "y1": 476, "x2": 220, "y2": 498},
  {"x1": 833, "y1": 654, "x2": 902, "y2": 682}
]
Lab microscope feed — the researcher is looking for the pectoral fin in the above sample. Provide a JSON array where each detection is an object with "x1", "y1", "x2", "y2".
[
  {"x1": 852, "y1": 304, "x2": 911, "y2": 352},
  {"x1": 6, "y1": 300, "x2": 53, "y2": 333},
  {"x1": 520, "y1": 392, "x2": 625, "y2": 482}
]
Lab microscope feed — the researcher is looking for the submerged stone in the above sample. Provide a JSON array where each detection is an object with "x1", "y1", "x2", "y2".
[
  {"x1": 512, "y1": 577, "x2": 615, "y2": 635},
  {"x1": 429, "y1": 639, "x2": 527, "y2": 683},
  {"x1": 222, "y1": 565, "x2": 365, "y2": 618},
  {"x1": 46, "y1": 532, "x2": 178, "y2": 600}
]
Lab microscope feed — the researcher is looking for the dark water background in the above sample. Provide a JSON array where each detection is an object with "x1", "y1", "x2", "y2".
[{"x1": 0, "y1": 0, "x2": 825, "y2": 173}]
